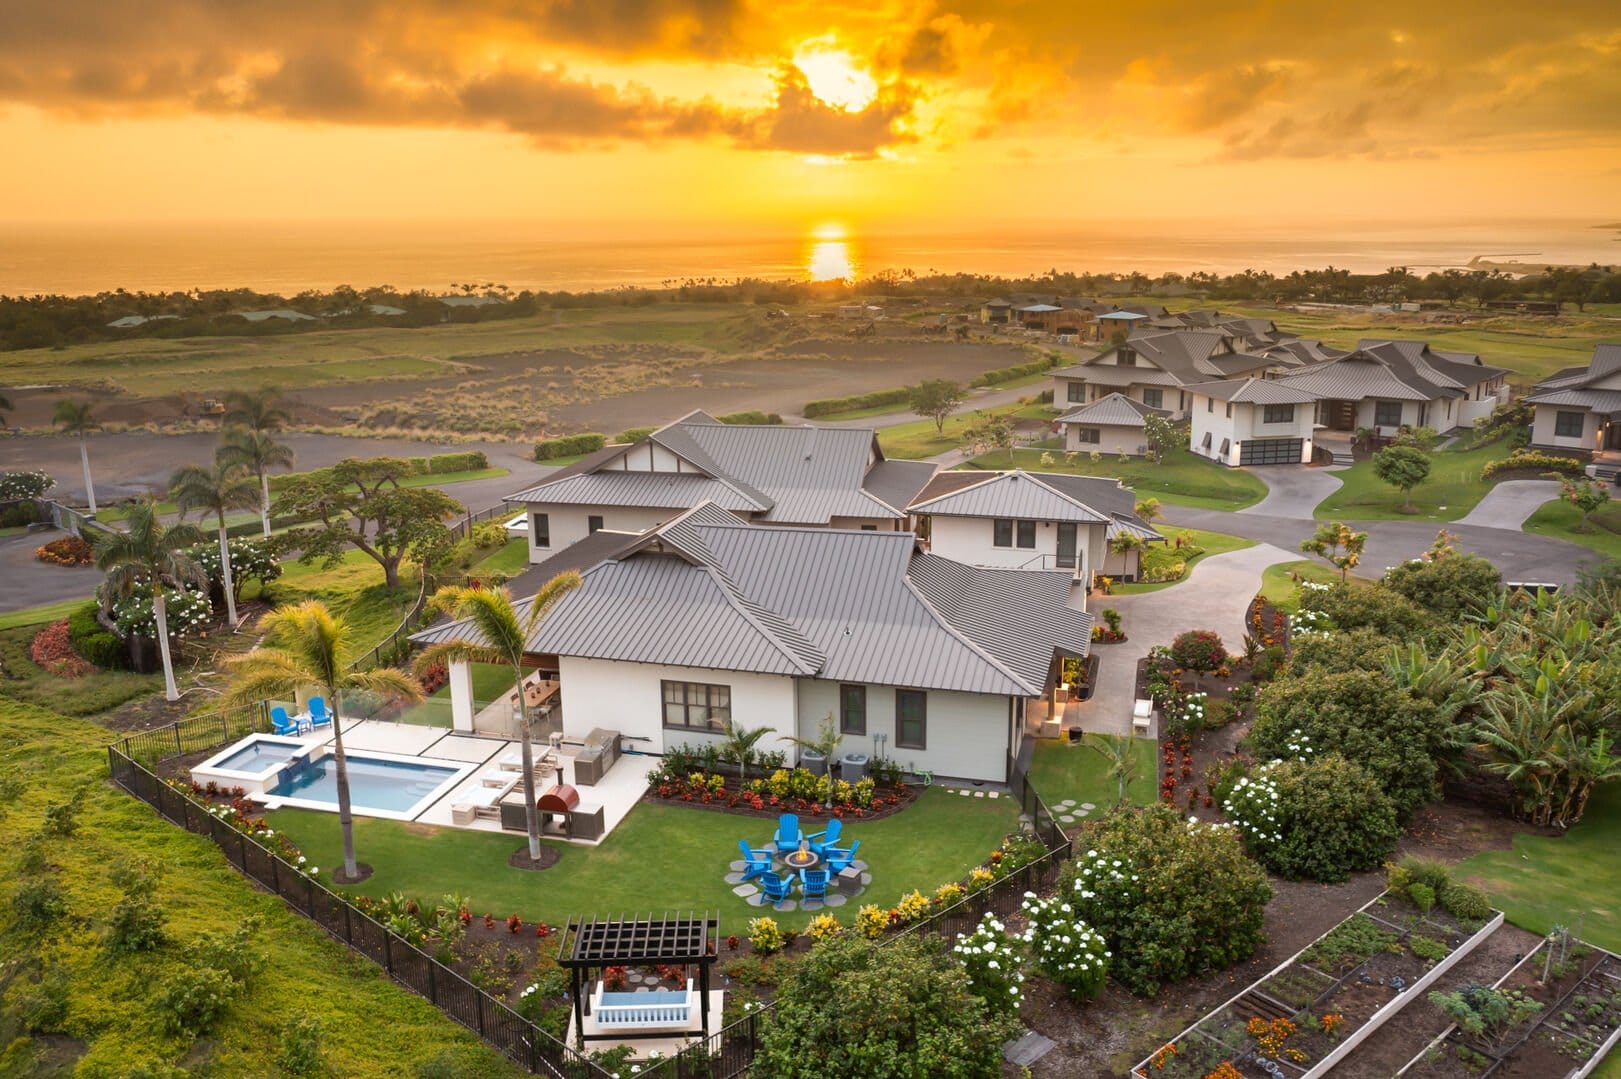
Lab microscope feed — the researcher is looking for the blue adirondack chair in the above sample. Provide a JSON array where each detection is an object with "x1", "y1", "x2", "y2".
[
  {"x1": 308, "y1": 696, "x2": 331, "y2": 728},
  {"x1": 761, "y1": 872, "x2": 793, "y2": 905},
  {"x1": 738, "y1": 839, "x2": 773, "y2": 881},
  {"x1": 808, "y1": 818, "x2": 843, "y2": 855},
  {"x1": 773, "y1": 813, "x2": 802, "y2": 854},
  {"x1": 799, "y1": 869, "x2": 830, "y2": 901},
  {"x1": 271, "y1": 705, "x2": 299, "y2": 736},
  {"x1": 824, "y1": 839, "x2": 861, "y2": 876}
]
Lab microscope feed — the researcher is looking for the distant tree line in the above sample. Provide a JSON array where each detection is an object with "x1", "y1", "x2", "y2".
[{"x1": 3, "y1": 263, "x2": 1617, "y2": 351}]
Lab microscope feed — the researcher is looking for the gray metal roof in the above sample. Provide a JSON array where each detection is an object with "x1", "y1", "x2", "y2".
[
  {"x1": 1182, "y1": 378, "x2": 1319, "y2": 405},
  {"x1": 504, "y1": 470, "x2": 768, "y2": 512},
  {"x1": 1525, "y1": 387, "x2": 1621, "y2": 413},
  {"x1": 1530, "y1": 344, "x2": 1621, "y2": 400},
  {"x1": 907, "y1": 471, "x2": 1110, "y2": 524},
  {"x1": 1056, "y1": 392, "x2": 1166, "y2": 427},
  {"x1": 863, "y1": 458, "x2": 939, "y2": 513},
  {"x1": 1274, "y1": 351, "x2": 1437, "y2": 402}
]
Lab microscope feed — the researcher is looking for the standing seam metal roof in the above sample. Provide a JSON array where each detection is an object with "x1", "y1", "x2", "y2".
[{"x1": 907, "y1": 471, "x2": 1110, "y2": 523}]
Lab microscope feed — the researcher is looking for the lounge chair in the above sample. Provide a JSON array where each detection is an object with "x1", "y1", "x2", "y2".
[
  {"x1": 761, "y1": 872, "x2": 793, "y2": 905},
  {"x1": 824, "y1": 839, "x2": 861, "y2": 876},
  {"x1": 808, "y1": 818, "x2": 842, "y2": 855},
  {"x1": 773, "y1": 813, "x2": 802, "y2": 854},
  {"x1": 738, "y1": 839, "x2": 774, "y2": 882},
  {"x1": 271, "y1": 705, "x2": 299, "y2": 736},
  {"x1": 308, "y1": 697, "x2": 332, "y2": 728},
  {"x1": 799, "y1": 869, "x2": 830, "y2": 901}
]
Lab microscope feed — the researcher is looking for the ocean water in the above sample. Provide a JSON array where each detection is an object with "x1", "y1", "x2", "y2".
[{"x1": 0, "y1": 218, "x2": 1614, "y2": 297}]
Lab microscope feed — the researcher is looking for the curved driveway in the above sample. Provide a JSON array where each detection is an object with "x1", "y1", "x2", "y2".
[
  {"x1": 1238, "y1": 465, "x2": 1343, "y2": 518},
  {"x1": 1455, "y1": 480, "x2": 1561, "y2": 530}
]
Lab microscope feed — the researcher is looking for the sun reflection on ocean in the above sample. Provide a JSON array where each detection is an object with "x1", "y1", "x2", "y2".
[{"x1": 806, "y1": 236, "x2": 858, "y2": 281}]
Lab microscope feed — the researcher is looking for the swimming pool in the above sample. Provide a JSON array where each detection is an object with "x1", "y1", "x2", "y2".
[
  {"x1": 192, "y1": 734, "x2": 310, "y2": 794},
  {"x1": 213, "y1": 739, "x2": 301, "y2": 773},
  {"x1": 268, "y1": 754, "x2": 464, "y2": 814}
]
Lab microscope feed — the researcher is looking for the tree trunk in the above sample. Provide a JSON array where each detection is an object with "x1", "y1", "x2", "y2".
[
  {"x1": 382, "y1": 556, "x2": 400, "y2": 589},
  {"x1": 330, "y1": 695, "x2": 359, "y2": 879},
  {"x1": 153, "y1": 587, "x2": 179, "y2": 701},
  {"x1": 516, "y1": 674, "x2": 542, "y2": 862},
  {"x1": 79, "y1": 436, "x2": 97, "y2": 515},
  {"x1": 260, "y1": 471, "x2": 272, "y2": 538},
  {"x1": 217, "y1": 522, "x2": 239, "y2": 629}
]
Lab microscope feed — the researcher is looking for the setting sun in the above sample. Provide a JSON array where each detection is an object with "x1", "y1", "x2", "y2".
[
  {"x1": 806, "y1": 238, "x2": 857, "y2": 281},
  {"x1": 792, "y1": 45, "x2": 879, "y2": 112}
]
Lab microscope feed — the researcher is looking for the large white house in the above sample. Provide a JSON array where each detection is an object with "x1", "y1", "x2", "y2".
[
  {"x1": 1525, "y1": 344, "x2": 1621, "y2": 474},
  {"x1": 1052, "y1": 331, "x2": 1321, "y2": 418},
  {"x1": 414, "y1": 503, "x2": 1093, "y2": 785},
  {"x1": 506, "y1": 411, "x2": 937, "y2": 562},
  {"x1": 1054, "y1": 392, "x2": 1168, "y2": 456},
  {"x1": 1184, "y1": 378, "x2": 1321, "y2": 467}
]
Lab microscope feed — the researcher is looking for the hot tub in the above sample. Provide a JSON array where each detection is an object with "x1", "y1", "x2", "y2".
[{"x1": 191, "y1": 734, "x2": 309, "y2": 795}]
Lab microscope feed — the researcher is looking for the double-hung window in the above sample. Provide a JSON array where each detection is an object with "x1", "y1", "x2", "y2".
[
  {"x1": 1555, "y1": 411, "x2": 1586, "y2": 438},
  {"x1": 839, "y1": 684, "x2": 866, "y2": 735},
  {"x1": 1262, "y1": 404, "x2": 1295, "y2": 424},
  {"x1": 661, "y1": 680, "x2": 730, "y2": 733},
  {"x1": 895, "y1": 689, "x2": 926, "y2": 749}
]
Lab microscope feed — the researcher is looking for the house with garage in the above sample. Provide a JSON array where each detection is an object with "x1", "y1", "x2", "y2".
[
  {"x1": 1052, "y1": 331, "x2": 1309, "y2": 418},
  {"x1": 1054, "y1": 392, "x2": 1169, "y2": 456},
  {"x1": 1185, "y1": 377, "x2": 1322, "y2": 467},
  {"x1": 1525, "y1": 343, "x2": 1621, "y2": 475},
  {"x1": 505, "y1": 411, "x2": 938, "y2": 563},
  {"x1": 907, "y1": 469, "x2": 1163, "y2": 585},
  {"x1": 413, "y1": 502, "x2": 1093, "y2": 785}
]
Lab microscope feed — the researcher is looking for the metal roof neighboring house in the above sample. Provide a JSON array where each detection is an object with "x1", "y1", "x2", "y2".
[
  {"x1": 1526, "y1": 344, "x2": 1621, "y2": 413},
  {"x1": 1181, "y1": 377, "x2": 1320, "y2": 405},
  {"x1": 507, "y1": 470, "x2": 768, "y2": 512},
  {"x1": 907, "y1": 470, "x2": 1111, "y2": 524},
  {"x1": 106, "y1": 314, "x2": 179, "y2": 328},
  {"x1": 236, "y1": 309, "x2": 318, "y2": 322},
  {"x1": 1053, "y1": 331, "x2": 1286, "y2": 388},
  {"x1": 439, "y1": 295, "x2": 505, "y2": 306},
  {"x1": 1055, "y1": 392, "x2": 1168, "y2": 427}
]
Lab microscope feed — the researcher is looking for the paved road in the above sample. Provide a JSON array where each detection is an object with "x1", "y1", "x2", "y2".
[
  {"x1": 1239, "y1": 465, "x2": 1343, "y2": 518},
  {"x1": 781, "y1": 383, "x2": 1038, "y2": 430},
  {"x1": 1456, "y1": 480, "x2": 1561, "y2": 530},
  {"x1": 0, "y1": 531, "x2": 101, "y2": 611},
  {"x1": 1072, "y1": 544, "x2": 1299, "y2": 737}
]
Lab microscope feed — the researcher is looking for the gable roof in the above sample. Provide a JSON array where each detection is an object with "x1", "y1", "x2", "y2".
[
  {"x1": 907, "y1": 470, "x2": 1164, "y2": 544},
  {"x1": 907, "y1": 470, "x2": 1110, "y2": 524},
  {"x1": 1527, "y1": 343, "x2": 1621, "y2": 413},
  {"x1": 1052, "y1": 331, "x2": 1286, "y2": 388},
  {"x1": 1182, "y1": 377, "x2": 1320, "y2": 405},
  {"x1": 1055, "y1": 392, "x2": 1168, "y2": 427}
]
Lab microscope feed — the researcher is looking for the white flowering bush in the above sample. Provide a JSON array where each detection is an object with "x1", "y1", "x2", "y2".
[
  {"x1": 1224, "y1": 762, "x2": 1284, "y2": 853},
  {"x1": 1290, "y1": 581, "x2": 1334, "y2": 638},
  {"x1": 952, "y1": 912, "x2": 1027, "y2": 1017},
  {"x1": 188, "y1": 537, "x2": 281, "y2": 600},
  {"x1": 109, "y1": 582, "x2": 213, "y2": 640},
  {"x1": 0, "y1": 470, "x2": 55, "y2": 500},
  {"x1": 1020, "y1": 892, "x2": 1110, "y2": 999}
]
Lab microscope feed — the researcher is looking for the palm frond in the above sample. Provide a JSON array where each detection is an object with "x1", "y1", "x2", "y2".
[
  {"x1": 345, "y1": 666, "x2": 425, "y2": 703},
  {"x1": 412, "y1": 639, "x2": 502, "y2": 674}
]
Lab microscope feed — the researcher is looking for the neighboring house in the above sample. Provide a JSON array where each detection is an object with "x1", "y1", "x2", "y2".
[
  {"x1": 1052, "y1": 331, "x2": 1302, "y2": 418},
  {"x1": 235, "y1": 309, "x2": 318, "y2": 322},
  {"x1": 439, "y1": 295, "x2": 505, "y2": 307},
  {"x1": 504, "y1": 411, "x2": 938, "y2": 562},
  {"x1": 1013, "y1": 303, "x2": 1062, "y2": 330},
  {"x1": 1185, "y1": 378, "x2": 1321, "y2": 467},
  {"x1": 907, "y1": 469, "x2": 1163, "y2": 586},
  {"x1": 1273, "y1": 339, "x2": 1510, "y2": 440},
  {"x1": 367, "y1": 304, "x2": 407, "y2": 316},
  {"x1": 1095, "y1": 310, "x2": 1149, "y2": 340},
  {"x1": 980, "y1": 299, "x2": 1014, "y2": 324},
  {"x1": 1055, "y1": 392, "x2": 1169, "y2": 456},
  {"x1": 1525, "y1": 343, "x2": 1621, "y2": 465},
  {"x1": 413, "y1": 502, "x2": 1093, "y2": 785},
  {"x1": 106, "y1": 314, "x2": 179, "y2": 329}
]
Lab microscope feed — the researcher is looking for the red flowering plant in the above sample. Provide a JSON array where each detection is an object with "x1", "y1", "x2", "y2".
[
  {"x1": 35, "y1": 536, "x2": 94, "y2": 567},
  {"x1": 28, "y1": 620, "x2": 93, "y2": 677},
  {"x1": 602, "y1": 966, "x2": 628, "y2": 991},
  {"x1": 507, "y1": 914, "x2": 523, "y2": 933}
]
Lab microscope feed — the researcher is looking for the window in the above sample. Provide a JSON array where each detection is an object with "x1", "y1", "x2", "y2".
[
  {"x1": 860, "y1": 524, "x2": 878, "y2": 531},
  {"x1": 1117, "y1": 349, "x2": 1136, "y2": 366},
  {"x1": 1374, "y1": 401, "x2": 1403, "y2": 428},
  {"x1": 1074, "y1": 426, "x2": 1101, "y2": 445},
  {"x1": 1555, "y1": 411, "x2": 1586, "y2": 438},
  {"x1": 896, "y1": 689, "x2": 927, "y2": 749},
  {"x1": 1206, "y1": 398, "x2": 1213, "y2": 413},
  {"x1": 1263, "y1": 404, "x2": 1296, "y2": 424},
  {"x1": 1142, "y1": 388, "x2": 1163, "y2": 409},
  {"x1": 1225, "y1": 402, "x2": 1233, "y2": 418},
  {"x1": 1017, "y1": 520, "x2": 1036, "y2": 548},
  {"x1": 532, "y1": 512, "x2": 551, "y2": 548},
  {"x1": 1067, "y1": 382, "x2": 1085, "y2": 403},
  {"x1": 993, "y1": 518, "x2": 1013, "y2": 547},
  {"x1": 587, "y1": 515, "x2": 604, "y2": 535},
  {"x1": 839, "y1": 684, "x2": 866, "y2": 735},
  {"x1": 661, "y1": 680, "x2": 731, "y2": 732}
]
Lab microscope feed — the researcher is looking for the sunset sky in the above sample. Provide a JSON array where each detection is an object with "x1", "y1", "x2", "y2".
[{"x1": 1, "y1": 1, "x2": 1618, "y2": 237}]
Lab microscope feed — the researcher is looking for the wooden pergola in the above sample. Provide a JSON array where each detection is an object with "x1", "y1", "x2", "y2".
[{"x1": 556, "y1": 912, "x2": 720, "y2": 1045}]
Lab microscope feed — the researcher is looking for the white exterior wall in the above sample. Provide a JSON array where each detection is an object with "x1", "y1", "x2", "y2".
[
  {"x1": 1531, "y1": 406, "x2": 1601, "y2": 452},
  {"x1": 1354, "y1": 398, "x2": 1427, "y2": 433},
  {"x1": 556, "y1": 656, "x2": 799, "y2": 758},
  {"x1": 1062, "y1": 422, "x2": 1149, "y2": 456},
  {"x1": 604, "y1": 442, "x2": 690, "y2": 473},
  {"x1": 522, "y1": 503, "x2": 693, "y2": 562},
  {"x1": 796, "y1": 679, "x2": 1016, "y2": 784},
  {"x1": 1459, "y1": 388, "x2": 1509, "y2": 427},
  {"x1": 1189, "y1": 395, "x2": 1241, "y2": 463},
  {"x1": 925, "y1": 514, "x2": 1104, "y2": 584},
  {"x1": 1190, "y1": 396, "x2": 1315, "y2": 466}
]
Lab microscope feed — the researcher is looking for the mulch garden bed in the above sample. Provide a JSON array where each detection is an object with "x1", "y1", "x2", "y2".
[{"x1": 644, "y1": 776, "x2": 920, "y2": 824}]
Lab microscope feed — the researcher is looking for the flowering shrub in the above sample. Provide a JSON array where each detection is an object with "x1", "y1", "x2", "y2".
[
  {"x1": 35, "y1": 535, "x2": 94, "y2": 566},
  {"x1": 953, "y1": 913, "x2": 1026, "y2": 1017},
  {"x1": 187, "y1": 537, "x2": 281, "y2": 600},
  {"x1": 109, "y1": 581, "x2": 213, "y2": 641},
  {"x1": 805, "y1": 913, "x2": 843, "y2": 945},
  {"x1": 1224, "y1": 756, "x2": 1401, "y2": 883},
  {"x1": 1169, "y1": 629, "x2": 1227, "y2": 672},
  {"x1": 889, "y1": 890, "x2": 931, "y2": 925},
  {"x1": 602, "y1": 966, "x2": 628, "y2": 991},
  {"x1": 28, "y1": 619, "x2": 93, "y2": 677},
  {"x1": 855, "y1": 904, "x2": 889, "y2": 940},
  {"x1": 934, "y1": 883, "x2": 966, "y2": 907},
  {"x1": 0, "y1": 470, "x2": 54, "y2": 500},
  {"x1": 747, "y1": 916, "x2": 784, "y2": 954},
  {"x1": 1291, "y1": 581, "x2": 1335, "y2": 638},
  {"x1": 1020, "y1": 892, "x2": 1109, "y2": 999},
  {"x1": 966, "y1": 867, "x2": 996, "y2": 892},
  {"x1": 417, "y1": 660, "x2": 448, "y2": 694}
]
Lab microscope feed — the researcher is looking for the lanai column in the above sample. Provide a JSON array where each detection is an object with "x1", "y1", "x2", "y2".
[{"x1": 449, "y1": 659, "x2": 475, "y2": 732}]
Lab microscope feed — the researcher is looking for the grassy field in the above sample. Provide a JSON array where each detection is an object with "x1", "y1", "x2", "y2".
[
  {"x1": 260, "y1": 550, "x2": 418, "y2": 656},
  {"x1": 0, "y1": 596, "x2": 95, "y2": 631},
  {"x1": 269, "y1": 786, "x2": 1018, "y2": 933},
  {"x1": 0, "y1": 623, "x2": 161, "y2": 716},
  {"x1": 469, "y1": 537, "x2": 531, "y2": 579},
  {"x1": 1028, "y1": 736, "x2": 1158, "y2": 810},
  {"x1": 1110, "y1": 528, "x2": 1257, "y2": 594},
  {"x1": 1313, "y1": 442, "x2": 1511, "y2": 521},
  {"x1": 1523, "y1": 499, "x2": 1621, "y2": 562},
  {"x1": 1257, "y1": 559, "x2": 1374, "y2": 612},
  {"x1": 968, "y1": 447, "x2": 1269, "y2": 511},
  {"x1": 876, "y1": 401, "x2": 1051, "y2": 459},
  {"x1": 0, "y1": 698, "x2": 521, "y2": 1077}
]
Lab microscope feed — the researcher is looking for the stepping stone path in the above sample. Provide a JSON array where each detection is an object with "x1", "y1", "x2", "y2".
[
  {"x1": 732, "y1": 884, "x2": 758, "y2": 898},
  {"x1": 823, "y1": 894, "x2": 847, "y2": 907},
  {"x1": 1003, "y1": 1031, "x2": 1056, "y2": 1067},
  {"x1": 723, "y1": 871, "x2": 746, "y2": 884}
]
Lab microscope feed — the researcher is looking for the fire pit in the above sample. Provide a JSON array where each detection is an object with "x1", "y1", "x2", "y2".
[{"x1": 782, "y1": 838, "x2": 819, "y2": 870}]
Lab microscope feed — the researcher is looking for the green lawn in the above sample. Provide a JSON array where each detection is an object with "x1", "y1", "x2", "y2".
[
  {"x1": 1313, "y1": 442, "x2": 1512, "y2": 521},
  {"x1": 0, "y1": 698, "x2": 520, "y2": 1077},
  {"x1": 268, "y1": 786, "x2": 1018, "y2": 932},
  {"x1": 0, "y1": 596, "x2": 96, "y2": 630},
  {"x1": 1523, "y1": 499, "x2": 1621, "y2": 562},
  {"x1": 1257, "y1": 560, "x2": 1373, "y2": 612},
  {"x1": 876, "y1": 402, "x2": 1033, "y2": 459},
  {"x1": 1110, "y1": 528, "x2": 1257, "y2": 594},
  {"x1": 0, "y1": 624, "x2": 162, "y2": 716},
  {"x1": 469, "y1": 537, "x2": 531, "y2": 579},
  {"x1": 393, "y1": 662, "x2": 514, "y2": 727},
  {"x1": 262, "y1": 549, "x2": 418, "y2": 656},
  {"x1": 1028, "y1": 736, "x2": 1157, "y2": 810},
  {"x1": 968, "y1": 448, "x2": 1269, "y2": 511}
]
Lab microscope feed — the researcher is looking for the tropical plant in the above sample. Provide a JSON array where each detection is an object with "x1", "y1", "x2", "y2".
[
  {"x1": 780, "y1": 714, "x2": 844, "y2": 806},
  {"x1": 1222, "y1": 756, "x2": 1401, "y2": 882},
  {"x1": 1550, "y1": 474, "x2": 1611, "y2": 532},
  {"x1": 1372, "y1": 444, "x2": 1432, "y2": 512},
  {"x1": 1133, "y1": 497, "x2": 1163, "y2": 525},
  {"x1": 720, "y1": 720, "x2": 772, "y2": 786},
  {"x1": 1087, "y1": 732, "x2": 1141, "y2": 808},
  {"x1": 413, "y1": 575, "x2": 582, "y2": 862},
  {"x1": 170, "y1": 460, "x2": 260, "y2": 629},
  {"x1": 52, "y1": 399, "x2": 101, "y2": 514},
  {"x1": 960, "y1": 411, "x2": 1016, "y2": 462},
  {"x1": 1382, "y1": 530, "x2": 1502, "y2": 619},
  {"x1": 223, "y1": 601, "x2": 424, "y2": 880},
  {"x1": 92, "y1": 501, "x2": 205, "y2": 700},
  {"x1": 217, "y1": 426, "x2": 296, "y2": 538},
  {"x1": 1300, "y1": 521, "x2": 1367, "y2": 582}
]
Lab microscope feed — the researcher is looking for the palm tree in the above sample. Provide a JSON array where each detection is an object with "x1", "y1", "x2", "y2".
[
  {"x1": 53, "y1": 399, "x2": 101, "y2": 514},
  {"x1": 224, "y1": 601, "x2": 424, "y2": 881},
  {"x1": 720, "y1": 720, "x2": 772, "y2": 786},
  {"x1": 1086, "y1": 733, "x2": 1141, "y2": 808},
  {"x1": 170, "y1": 461, "x2": 261, "y2": 630},
  {"x1": 218, "y1": 425, "x2": 295, "y2": 539},
  {"x1": 93, "y1": 501, "x2": 205, "y2": 701},
  {"x1": 1133, "y1": 497, "x2": 1163, "y2": 526},
  {"x1": 413, "y1": 574, "x2": 583, "y2": 863},
  {"x1": 223, "y1": 386, "x2": 291, "y2": 434}
]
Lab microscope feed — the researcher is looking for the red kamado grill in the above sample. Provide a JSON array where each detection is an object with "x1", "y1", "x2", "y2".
[{"x1": 538, "y1": 783, "x2": 581, "y2": 837}]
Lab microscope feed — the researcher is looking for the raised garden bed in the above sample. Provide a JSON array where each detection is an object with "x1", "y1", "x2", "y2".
[{"x1": 1134, "y1": 892, "x2": 1501, "y2": 1079}]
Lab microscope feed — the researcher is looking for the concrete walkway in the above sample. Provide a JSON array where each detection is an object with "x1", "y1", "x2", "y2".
[
  {"x1": 1456, "y1": 480, "x2": 1561, "y2": 530},
  {"x1": 1071, "y1": 543, "x2": 1297, "y2": 737},
  {"x1": 1239, "y1": 465, "x2": 1343, "y2": 519}
]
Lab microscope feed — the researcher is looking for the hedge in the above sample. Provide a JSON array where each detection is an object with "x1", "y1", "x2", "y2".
[
  {"x1": 968, "y1": 355, "x2": 1059, "y2": 388},
  {"x1": 717, "y1": 410, "x2": 784, "y2": 426},
  {"x1": 427, "y1": 450, "x2": 488, "y2": 473},
  {"x1": 1480, "y1": 450, "x2": 1586, "y2": 480},
  {"x1": 616, "y1": 426, "x2": 657, "y2": 443},
  {"x1": 802, "y1": 386, "x2": 915, "y2": 418},
  {"x1": 534, "y1": 432, "x2": 607, "y2": 460},
  {"x1": 68, "y1": 601, "x2": 129, "y2": 670}
]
